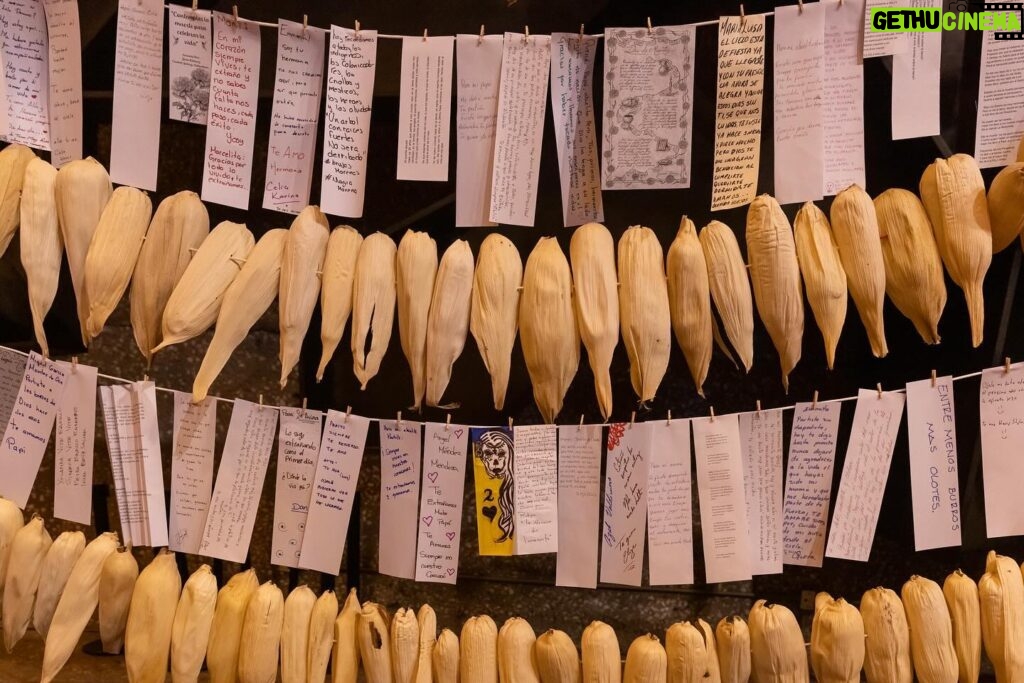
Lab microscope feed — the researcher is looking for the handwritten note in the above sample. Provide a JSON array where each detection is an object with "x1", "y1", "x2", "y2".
[
  {"x1": 712, "y1": 15, "x2": 766, "y2": 211},
  {"x1": 415, "y1": 424, "x2": 468, "y2": 584},
  {"x1": 201, "y1": 12, "x2": 260, "y2": 209},
  {"x1": 272, "y1": 407, "x2": 322, "y2": 567},
  {"x1": 600, "y1": 423, "x2": 651, "y2": 587},
  {"x1": 975, "y1": 22, "x2": 1024, "y2": 167},
  {"x1": 513, "y1": 424, "x2": 558, "y2": 555},
  {"x1": 167, "y1": 5, "x2": 211, "y2": 124},
  {"x1": 0, "y1": 0, "x2": 49, "y2": 150},
  {"x1": 299, "y1": 411, "x2": 368, "y2": 575},
  {"x1": 42, "y1": 0, "x2": 81, "y2": 166},
  {"x1": 321, "y1": 26, "x2": 377, "y2": 218},
  {"x1": 826, "y1": 389, "x2": 906, "y2": 561},
  {"x1": 906, "y1": 376, "x2": 961, "y2": 551},
  {"x1": 200, "y1": 399, "x2": 278, "y2": 563},
  {"x1": 739, "y1": 410, "x2": 783, "y2": 575},
  {"x1": 773, "y1": 3, "x2": 824, "y2": 205},
  {"x1": 862, "y1": 0, "x2": 909, "y2": 58},
  {"x1": 0, "y1": 353, "x2": 66, "y2": 508},
  {"x1": 0, "y1": 49, "x2": 9, "y2": 137},
  {"x1": 109, "y1": 0, "x2": 162, "y2": 189},
  {"x1": 783, "y1": 402, "x2": 841, "y2": 566},
  {"x1": 379, "y1": 420, "x2": 422, "y2": 579},
  {"x1": 556, "y1": 425, "x2": 602, "y2": 589},
  {"x1": 454, "y1": 34, "x2": 502, "y2": 227},
  {"x1": 0, "y1": 348, "x2": 27, "y2": 430},
  {"x1": 53, "y1": 361, "x2": 96, "y2": 525},
  {"x1": 489, "y1": 33, "x2": 550, "y2": 226},
  {"x1": 980, "y1": 364, "x2": 1024, "y2": 537},
  {"x1": 550, "y1": 33, "x2": 603, "y2": 226},
  {"x1": 647, "y1": 420, "x2": 694, "y2": 586},
  {"x1": 892, "y1": 0, "x2": 941, "y2": 140},
  {"x1": 170, "y1": 392, "x2": 216, "y2": 554},
  {"x1": 823, "y1": 0, "x2": 866, "y2": 194},
  {"x1": 397, "y1": 36, "x2": 453, "y2": 181}
]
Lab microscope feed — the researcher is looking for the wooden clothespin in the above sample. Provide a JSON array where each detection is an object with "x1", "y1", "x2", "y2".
[
  {"x1": 423, "y1": 28, "x2": 428, "y2": 41},
  {"x1": 523, "y1": 26, "x2": 530, "y2": 43},
  {"x1": 812, "y1": 390, "x2": 819, "y2": 407},
  {"x1": 709, "y1": 406, "x2": 716, "y2": 422},
  {"x1": 354, "y1": 19, "x2": 361, "y2": 36},
  {"x1": 931, "y1": 370, "x2": 937, "y2": 388},
  {"x1": 578, "y1": 414, "x2": 584, "y2": 431},
  {"x1": 191, "y1": 0, "x2": 198, "y2": 13},
  {"x1": 508, "y1": 416, "x2": 514, "y2": 430},
  {"x1": 231, "y1": 5, "x2": 239, "y2": 24},
  {"x1": 838, "y1": 0, "x2": 844, "y2": 6},
  {"x1": 740, "y1": 4, "x2": 746, "y2": 27},
  {"x1": 302, "y1": 397, "x2": 308, "y2": 410},
  {"x1": 478, "y1": 25, "x2": 485, "y2": 45},
  {"x1": 445, "y1": 414, "x2": 451, "y2": 431},
  {"x1": 396, "y1": 411, "x2": 402, "y2": 427},
  {"x1": 629, "y1": 411, "x2": 636, "y2": 428},
  {"x1": 71, "y1": 356, "x2": 78, "y2": 374},
  {"x1": 345, "y1": 405, "x2": 352, "y2": 422},
  {"x1": 876, "y1": 383, "x2": 883, "y2": 399},
  {"x1": 756, "y1": 399, "x2": 762, "y2": 413},
  {"x1": 579, "y1": 24, "x2": 585, "y2": 44},
  {"x1": 647, "y1": 17, "x2": 653, "y2": 35},
  {"x1": 666, "y1": 410, "x2": 672, "y2": 426},
  {"x1": 259, "y1": 394, "x2": 264, "y2": 409},
  {"x1": 798, "y1": 0, "x2": 804, "y2": 13},
  {"x1": 142, "y1": 372, "x2": 149, "y2": 383},
  {"x1": 302, "y1": 15, "x2": 308, "y2": 34},
  {"x1": 1006, "y1": 357, "x2": 1013, "y2": 374}
]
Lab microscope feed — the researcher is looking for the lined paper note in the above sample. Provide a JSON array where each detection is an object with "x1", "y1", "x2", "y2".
[
  {"x1": 783, "y1": 402, "x2": 841, "y2": 566},
  {"x1": 321, "y1": 26, "x2": 377, "y2": 218},
  {"x1": 0, "y1": 349, "x2": 27, "y2": 432},
  {"x1": 975, "y1": 26, "x2": 1024, "y2": 167},
  {"x1": 169, "y1": 392, "x2": 216, "y2": 554},
  {"x1": 53, "y1": 361, "x2": 95, "y2": 524},
  {"x1": 43, "y1": 0, "x2": 82, "y2": 166},
  {"x1": 202, "y1": 12, "x2": 260, "y2": 209},
  {"x1": 823, "y1": 0, "x2": 865, "y2": 195},
  {"x1": 167, "y1": 5, "x2": 212, "y2": 124},
  {"x1": 826, "y1": 389, "x2": 906, "y2": 561},
  {"x1": 647, "y1": 420, "x2": 694, "y2": 586},
  {"x1": 110, "y1": 0, "x2": 161, "y2": 189},
  {"x1": 415, "y1": 424, "x2": 468, "y2": 584},
  {"x1": 513, "y1": 424, "x2": 558, "y2": 555},
  {"x1": 712, "y1": 15, "x2": 766, "y2": 211},
  {"x1": 600, "y1": 423, "x2": 652, "y2": 587},
  {"x1": 980, "y1": 364, "x2": 1024, "y2": 537},
  {"x1": 906, "y1": 376, "x2": 961, "y2": 551},
  {"x1": 397, "y1": 36, "x2": 454, "y2": 181},
  {"x1": 263, "y1": 20, "x2": 325, "y2": 214},
  {"x1": 862, "y1": 0, "x2": 909, "y2": 58},
  {"x1": 489, "y1": 33, "x2": 550, "y2": 226},
  {"x1": 0, "y1": 0, "x2": 50, "y2": 149},
  {"x1": 556, "y1": 425, "x2": 602, "y2": 589},
  {"x1": 550, "y1": 32, "x2": 602, "y2": 226},
  {"x1": 379, "y1": 420, "x2": 422, "y2": 579},
  {"x1": 272, "y1": 407, "x2": 322, "y2": 567},
  {"x1": 454, "y1": 34, "x2": 502, "y2": 227},
  {"x1": 892, "y1": 0, "x2": 941, "y2": 140},
  {"x1": 739, "y1": 410, "x2": 783, "y2": 575},
  {"x1": 200, "y1": 399, "x2": 278, "y2": 563}
]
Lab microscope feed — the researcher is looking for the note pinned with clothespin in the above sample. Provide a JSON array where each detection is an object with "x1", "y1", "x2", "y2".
[
  {"x1": 378, "y1": 417, "x2": 422, "y2": 579},
  {"x1": 271, "y1": 407, "x2": 323, "y2": 567}
]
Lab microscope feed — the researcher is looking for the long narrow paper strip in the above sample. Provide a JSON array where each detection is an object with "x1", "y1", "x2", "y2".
[
  {"x1": 647, "y1": 420, "x2": 694, "y2": 586},
  {"x1": 556, "y1": 425, "x2": 602, "y2": 589},
  {"x1": 739, "y1": 409, "x2": 783, "y2": 575},
  {"x1": 471, "y1": 427, "x2": 515, "y2": 556},
  {"x1": 600, "y1": 422, "x2": 652, "y2": 587},
  {"x1": 53, "y1": 360, "x2": 96, "y2": 524},
  {"x1": 397, "y1": 36, "x2": 454, "y2": 181},
  {"x1": 454, "y1": 34, "x2": 502, "y2": 227},
  {"x1": 891, "y1": 0, "x2": 941, "y2": 140},
  {"x1": 99, "y1": 386, "x2": 131, "y2": 543},
  {"x1": 416, "y1": 423, "x2": 468, "y2": 584},
  {"x1": 513, "y1": 424, "x2": 558, "y2": 555},
  {"x1": 0, "y1": 0, "x2": 50, "y2": 150},
  {"x1": 0, "y1": 349, "x2": 26, "y2": 431},
  {"x1": 980, "y1": 363, "x2": 1024, "y2": 537},
  {"x1": 169, "y1": 392, "x2": 216, "y2": 554},
  {"x1": 167, "y1": 5, "x2": 212, "y2": 124},
  {"x1": 379, "y1": 420, "x2": 422, "y2": 579},
  {"x1": 823, "y1": 0, "x2": 866, "y2": 194},
  {"x1": 271, "y1": 407, "x2": 322, "y2": 567},
  {"x1": 43, "y1": 0, "x2": 82, "y2": 166}
]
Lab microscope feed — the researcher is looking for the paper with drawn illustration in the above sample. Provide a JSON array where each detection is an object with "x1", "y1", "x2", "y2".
[
  {"x1": 600, "y1": 422, "x2": 652, "y2": 587},
  {"x1": 168, "y1": 5, "x2": 212, "y2": 124},
  {"x1": 415, "y1": 423, "x2": 468, "y2": 584},
  {"x1": 471, "y1": 427, "x2": 515, "y2": 556},
  {"x1": 980, "y1": 363, "x2": 1024, "y2": 538},
  {"x1": 272, "y1": 407, "x2": 322, "y2": 568},
  {"x1": 169, "y1": 392, "x2": 215, "y2": 554}
]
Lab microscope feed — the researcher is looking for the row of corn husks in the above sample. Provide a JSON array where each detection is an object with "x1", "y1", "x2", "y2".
[{"x1": 4, "y1": 142, "x2": 1024, "y2": 421}]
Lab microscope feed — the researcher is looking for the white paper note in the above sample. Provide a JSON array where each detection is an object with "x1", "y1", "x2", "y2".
[
  {"x1": 513, "y1": 424, "x2": 558, "y2": 555},
  {"x1": 739, "y1": 410, "x2": 783, "y2": 575},
  {"x1": 975, "y1": 25, "x2": 1024, "y2": 167},
  {"x1": 201, "y1": 12, "x2": 260, "y2": 209},
  {"x1": 115, "y1": 383, "x2": 166, "y2": 546},
  {"x1": 397, "y1": 36, "x2": 453, "y2": 181},
  {"x1": 906, "y1": 376, "x2": 961, "y2": 550},
  {"x1": 53, "y1": 361, "x2": 95, "y2": 524},
  {"x1": 980, "y1": 364, "x2": 1024, "y2": 537},
  {"x1": 489, "y1": 33, "x2": 550, "y2": 226},
  {"x1": 0, "y1": 0, "x2": 49, "y2": 149},
  {"x1": 0, "y1": 348, "x2": 27, "y2": 431},
  {"x1": 99, "y1": 387, "x2": 129, "y2": 541},
  {"x1": 109, "y1": 0, "x2": 162, "y2": 189},
  {"x1": 379, "y1": 420, "x2": 422, "y2": 579},
  {"x1": 823, "y1": 0, "x2": 866, "y2": 194},
  {"x1": 169, "y1": 392, "x2": 216, "y2": 554},
  {"x1": 862, "y1": 0, "x2": 910, "y2": 58},
  {"x1": 712, "y1": 15, "x2": 766, "y2": 211},
  {"x1": 826, "y1": 389, "x2": 906, "y2": 561},
  {"x1": 892, "y1": 0, "x2": 941, "y2": 140},
  {"x1": 415, "y1": 423, "x2": 468, "y2": 584},
  {"x1": 549, "y1": 32, "x2": 603, "y2": 226},
  {"x1": 454, "y1": 34, "x2": 502, "y2": 227},
  {"x1": 43, "y1": 0, "x2": 82, "y2": 166},
  {"x1": 200, "y1": 399, "x2": 278, "y2": 563},
  {"x1": 647, "y1": 420, "x2": 694, "y2": 586},
  {"x1": 272, "y1": 407, "x2": 322, "y2": 567},
  {"x1": 556, "y1": 425, "x2": 602, "y2": 589},
  {"x1": 783, "y1": 402, "x2": 841, "y2": 567},
  {"x1": 0, "y1": 353, "x2": 66, "y2": 508},
  {"x1": 600, "y1": 423, "x2": 652, "y2": 587},
  {"x1": 773, "y1": 3, "x2": 825, "y2": 205},
  {"x1": 167, "y1": 5, "x2": 212, "y2": 124},
  {"x1": 262, "y1": 20, "x2": 325, "y2": 214},
  {"x1": 299, "y1": 411, "x2": 369, "y2": 575},
  {"x1": 321, "y1": 26, "x2": 377, "y2": 218},
  {"x1": 0, "y1": 49, "x2": 9, "y2": 137}
]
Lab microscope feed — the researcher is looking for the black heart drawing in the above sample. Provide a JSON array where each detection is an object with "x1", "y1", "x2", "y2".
[{"x1": 482, "y1": 505, "x2": 498, "y2": 522}]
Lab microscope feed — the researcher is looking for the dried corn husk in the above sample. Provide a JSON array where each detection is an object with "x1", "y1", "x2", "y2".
[
  {"x1": 130, "y1": 190, "x2": 209, "y2": 364},
  {"x1": 392, "y1": 607, "x2": 420, "y2": 683},
  {"x1": 874, "y1": 189, "x2": 946, "y2": 345},
  {"x1": 470, "y1": 233, "x2": 522, "y2": 411},
  {"x1": 748, "y1": 599, "x2": 808, "y2": 683},
  {"x1": 861, "y1": 587, "x2": 913, "y2": 683},
  {"x1": 582, "y1": 620, "x2": 621, "y2": 683},
  {"x1": 415, "y1": 603, "x2": 437, "y2": 683},
  {"x1": 19, "y1": 158, "x2": 61, "y2": 358},
  {"x1": 435, "y1": 628, "x2": 460, "y2": 683},
  {"x1": 618, "y1": 225, "x2": 671, "y2": 404},
  {"x1": 318, "y1": 226, "x2": 363, "y2": 381},
  {"x1": 666, "y1": 217, "x2": 712, "y2": 396},
  {"x1": 462, "y1": 614, "x2": 499, "y2": 683},
  {"x1": 902, "y1": 575, "x2": 958, "y2": 683},
  {"x1": 2, "y1": 515, "x2": 51, "y2": 652},
  {"x1": 396, "y1": 230, "x2": 438, "y2": 409},
  {"x1": 192, "y1": 229, "x2": 287, "y2": 402},
  {"x1": 624, "y1": 634, "x2": 667, "y2": 683},
  {"x1": 0, "y1": 144, "x2": 36, "y2": 257},
  {"x1": 426, "y1": 239, "x2": 474, "y2": 407},
  {"x1": 700, "y1": 221, "x2": 754, "y2": 371},
  {"x1": 498, "y1": 616, "x2": 540, "y2": 683},
  {"x1": 716, "y1": 617, "x2": 751, "y2": 683},
  {"x1": 238, "y1": 581, "x2": 285, "y2": 683},
  {"x1": 279, "y1": 206, "x2": 330, "y2": 386},
  {"x1": 307, "y1": 590, "x2": 339, "y2": 683},
  {"x1": 666, "y1": 620, "x2": 719, "y2": 683},
  {"x1": 83, "y1": 186, "x2": 153, "y2": 341},
  {"x1": 810, "y1": 594, "x2": 865, "y2": 683},
  {"x1": 979, "y1": 551, "x2": 1024, "y2": 683},
  {"x1": 520, "y1": 238, "x2": 580, "y2": 423},
  {"x1": 124, "y1": 550, "x2": 182, "y2": 683},
  {"x1": 170, "y1": 564, "x2": 218, "y2": 683},
  {"x1": 943, "y1": 570, "x2": 981, "y2": 683},
  {"x1": 281, "y1": 585, "x2": 316, "y2": 683},
  {"x1": 920, "y1": 154, "x2": 992, "y2": 347},
  {"x1": 333, "y1": 588, "x2": 362, "y2": 683},
  {"x1": 359, "y1": 602, "x2": 394, "y2": 683},
  {"x1": 98, "y1": 545, "x2": 138, "y2": 655},
  {"x1": 537, "y1": 628, "x2": 581, "y2": 683},
  {"x1": 352, "y1": 232, "x2": 398, "y2": 389},
  {"x1": 0, "y1": 497, "x2": 24, "y2": 614},
  {"x1": 987, "y1": 162, "x2": 1024, "y2": 252},
  {"x1": 570, "y1": 222, "x2": 620, "y2": 417},
  {"x1": 794, "y1": 202, "x2": 847, "y2": 369},
  {"x1": 33, "y1": 530, "x2": 86, "y2": 640},
  {"x1": 206, "y1": 568, "x2": 259, "y2": 683}
]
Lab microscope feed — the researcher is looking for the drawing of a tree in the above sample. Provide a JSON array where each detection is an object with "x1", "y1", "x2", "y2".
[{"x1": 171, "y1": 67, "x2": 211, "y2": 123}]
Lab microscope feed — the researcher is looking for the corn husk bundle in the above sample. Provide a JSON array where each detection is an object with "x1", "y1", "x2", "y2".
[
  {"x1": 901, "y1": 575, "x2": 958, "y2": 683},
  {"x1": 0, "y1": 143, "x2": 37, "y2": 259},
  {"x1": 810, "y1": 594, "x2": 864, "y2": 683},
  {"x1": 0, "y1": 498, "x2": 23, "y2": 613},
  {"x1": 55, "y1": 156, "x2": 111, "y2": 343},
  {"x1": 333, "y1": 588, "x2": 362, "y2": 683},
  {"x1": 666, "y1": 217, "x2": 712, "y2": 396},
  {"x1": 1, "y1": 515, "x2": 51, "y2": 652},
  {"x1": 920, "y1": 154, "x2": 992, "y2": 347},
  {"x1": 748, "y1": 600, "x2": 808, "y2": 683},
  {"x1": 426, "y1": 239, "x2": 475, "y2": 407},
  {"x1": 537, "y1": 628, "x2": 581, "y2": 683},
  {"x1": 170, "y1": 564, "x2": 218, "y2": 683},
  {"x1": 435, "y1": 628, "x2": 461, "y2": 683},
  {"x1": 987, "y1": 162, "x2": 1024, "y2": 252},
  {"x1": 416, "y1": 603, "x2": 437, "y2": 683},
  {"x1": 359, "y1": 602, "x2": 394, "y2": 683},
  {"x1": 666, "y1": 619, "x2": 720, "y2": 683},
  {"x1": 318, "y1": 225, "x2": 363, "y2": 381},
  {"x1": 582, "y1": 620, "x2": 622, "y2": 683},
  {"x1": 308, "y1": 590, "x2": 339, "y2": 683},
  {"x1": 700, "y1": 221, "x2": 754, "y2": 371},
  {"x1": 470, "y1": 233, "x2": 522, "y2": 411},
  {"x1": 943, "y1": 570, "x2": 981, "y2": 683},
  {"x1": 98, "y1": 545, "x2": 139, "y2": 655},
  {"x1": 861, "y1": 587, "x2": 913, "y2": 683},
  {"x1": 192, "y1": 229, "x2": 287, "y2": 402},
  {"x1": 33, "y1": 530, "x2": 86, "y2": 640},
  {"x1": 281, "y1": 585, "x2": 316, "y2": 683},
  {"x1": 352, "y1": 232, "x2": 398, "y2": 389},
  {"x1": 462, "y1": 614, "x2": 499, "y2": 683},
  {"x1": 521, "y1": 238, "x2": 580, "y2": 423},
  {"x1": 396, "y1": 230, "x2": 438, "y2": 410},
  {"x1": 40, "y1": 531, "x2": 119, "y2": 683},
  {"x1": 499, "y1": 616, "x2": 540, "y2": 683},
  {"x1": 392, "y1": 607, "x2": 421, "y2": 683},
  {"x1": 206, "y1": 568, "x2": 259, "y2": 683},
  {"x1": 83, "y1": 186, "x2": 153, "y2": 341},
  {"x1": 624, "y1": 634, "x2": 667, "y2": 683},
  {"x1": 874, "y1": 189, "x2": 947, "y2": 345},
  {"x1": 794, "y1": 202, "x2": 847, "y2": 369},
  {"x1": 124, "y1": 549, "x2": 182, "y2": 683},
  {"x1": 618, "y1": 226, "x2": 671, "y2": 404},
  {"x1": 279, "y1": 206, "x2": 330, "y2": 386},
  {"x1": 19, "y1": 158, "x2": 61, "y2": 358},
  {"x1": 130, "y1": 190, "x2": 209, "y2": 365},
  {"x1": 570, "y1": 222, "x2": 620, "y2": 417},
  {"x1": 716, "y1": 617, "x2": 751, "y2": 683},
  {"x1": 979, "y1": 551, "x2": 1024, "y2": 683},
  {"x1": 238, "y1": 581, "x2": 285, "y2": 683}
]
